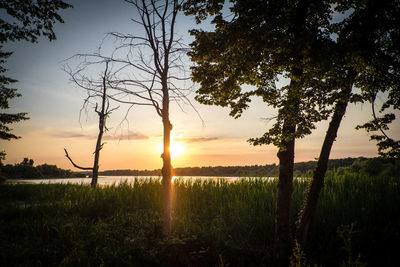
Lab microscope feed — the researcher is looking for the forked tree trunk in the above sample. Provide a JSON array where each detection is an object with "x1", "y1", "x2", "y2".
[{"x1": 296, "y1": 72, "x2": 356, "y2": 248}]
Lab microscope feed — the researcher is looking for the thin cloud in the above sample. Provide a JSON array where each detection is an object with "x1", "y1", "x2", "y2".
[
  {"x1": 104, "y1": 131, "x2": 149, "y2": 141},
  {"x1": 49, "y1": 130, "x2": 148, "y2": 141},
  {"x1": 49, "y1": 131, "x2": 92, "y2": 139},
  {"x1": 184, "y1": 137, "x2": 220, "y2": 143}
]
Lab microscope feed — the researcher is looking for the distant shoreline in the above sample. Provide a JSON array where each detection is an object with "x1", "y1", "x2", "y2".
[{"x1": 4, "y1": 157, "x2": 396, "y2": 180}]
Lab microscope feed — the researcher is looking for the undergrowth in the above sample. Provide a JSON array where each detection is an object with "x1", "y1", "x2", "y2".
[{"x1": 0, "y1": 172, "x2": 399, "y2": 266}]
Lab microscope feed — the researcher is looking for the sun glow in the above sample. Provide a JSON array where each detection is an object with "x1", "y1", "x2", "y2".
[{"x1": 157, "y1": 141, "x2": 185, "y2": 159}]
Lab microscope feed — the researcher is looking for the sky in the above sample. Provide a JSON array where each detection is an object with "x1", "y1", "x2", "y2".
[{"x1": 1, "y1": 0, "x2": 399, "y2": 171}]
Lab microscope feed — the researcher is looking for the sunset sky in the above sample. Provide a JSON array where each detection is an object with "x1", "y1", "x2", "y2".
[{"x1": 2, "y1": 0, "x2": 399, "y2": 171}]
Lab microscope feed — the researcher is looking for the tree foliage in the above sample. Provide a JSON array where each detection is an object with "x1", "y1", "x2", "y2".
[
  {"x1": 185, "y1": 0, "x2": 337, "y2": 147},
  {"x1": 346, "y1": 0, "x2": 400, "y2": 158},
  {"x1": 184, "y1": 0, "x2": 340, "y2": 263},
  {"x1": 183, "y1": 0, "x2": 400, "y2": 263},
  {"x1": 0, "y1": 0, "x2": 71, "y2": 43},
  {"x1": 0, "y1": 0, "x2": 71, "y2": 143},
  {"x1": 0, "y1": 49, "x2": 28, "y2": 140}
]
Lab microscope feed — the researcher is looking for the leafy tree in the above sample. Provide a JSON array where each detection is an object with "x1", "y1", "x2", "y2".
[
  {"x1": 184, "y1": 0, "x2": 400, "y2": 263},
  {"x1": 0, "y1": 50, "x2": 28, "y2": 141},
  {"x1": 0, "y1": 0, "x2": 72, "y2": 153},
  {"x1": 21, "y1": 157, "x2": 34, "y2": 166},
  {"x1": 183, "y1": 0, "x2": 336, "y2": 264},
  {"x1": 296, "y1": 0, "x2": 400, "y2": 248}
]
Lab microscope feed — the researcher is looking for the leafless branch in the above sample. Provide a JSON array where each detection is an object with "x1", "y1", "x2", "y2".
[{"x1": 64, "y1": 148, "x2": 92, "y2": 170}]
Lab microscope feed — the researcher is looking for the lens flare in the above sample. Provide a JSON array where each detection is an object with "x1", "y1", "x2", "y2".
[{"x1": 157, "y1": 141, "x2": 185, "y2": 159}]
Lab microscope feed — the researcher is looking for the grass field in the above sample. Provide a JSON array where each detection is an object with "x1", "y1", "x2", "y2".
[{"x1": 1, "y1": 172, "x2": 399, "y2": 266}]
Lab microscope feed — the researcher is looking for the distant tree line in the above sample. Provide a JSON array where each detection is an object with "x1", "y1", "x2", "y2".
[
  {"x1": 2, "y1": 157, "x2": 397, "y2": 181},
  {"x1": 99, "y1": 157, "x2": 400, "y2": 178},
  {"x1": 0, "y1": 158, "x2": 86, "y2": 180}
]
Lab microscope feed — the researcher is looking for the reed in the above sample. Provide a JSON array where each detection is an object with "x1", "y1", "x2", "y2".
[{"x1": 0, "y1": 172, "x2": 399, "y2": 266}]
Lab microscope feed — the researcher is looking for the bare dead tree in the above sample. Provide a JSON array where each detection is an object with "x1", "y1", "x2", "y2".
[
  {"x1": 64, "y1": 0, "x2": 195, "y2": 235},
  {"x1": 64, "y1": 61, "x2": 118, "y2": 189},
  {"x1": 107, "y1": 0, "x2": 192, "y2": 236}
]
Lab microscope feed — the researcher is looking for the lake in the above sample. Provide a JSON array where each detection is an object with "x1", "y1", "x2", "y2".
[{"x1": 11, "y1": 176, "x2": 276, "y2": 185}]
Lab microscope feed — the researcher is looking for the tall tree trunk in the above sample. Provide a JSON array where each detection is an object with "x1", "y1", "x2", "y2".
[
  {"x1": 296, "y1": 72, "x2": 356, "y2": 248},
  {"x1": 161, "y1": 75, "x2": 173, "y2": 236},
  {"x1": 275, "y1": 125, "x2": 296, "y2": 266},
  {"x1": 273, "y1": 1, "x2": 310, "y2": 262},
  {"x1": 91, "y1": 68, "x2": 108, "y2": 189},
  {"x1": 91, "y1": 110, "x2": 105, "y2": 189},
  {"x1": 161, "y1": 116, "x2": 172, "y2": 236},
  {"x1": 274, "y1": 73, "x2": 302, "y2": 266},
  {"x1": 91, "y1": 124, "x2": 103, "y2": 189}
]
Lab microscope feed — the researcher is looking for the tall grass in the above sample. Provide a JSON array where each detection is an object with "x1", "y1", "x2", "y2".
[{"x1": 1, "y1": 172, "x2": 399, "y2": 266}]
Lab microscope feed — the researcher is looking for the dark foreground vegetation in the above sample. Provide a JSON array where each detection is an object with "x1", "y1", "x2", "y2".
[{"x1": 1, "y1": 172, "x2": 399, "y2": 266}]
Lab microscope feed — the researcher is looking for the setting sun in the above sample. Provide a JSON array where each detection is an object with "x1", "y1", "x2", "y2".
[{"x1": 157, "y1": 141, "x2": 185, "y2": 159}]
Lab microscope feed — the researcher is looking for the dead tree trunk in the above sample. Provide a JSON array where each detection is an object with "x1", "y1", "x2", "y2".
[
  {"x1": 91, "y1": 63, "x2": 109, "y2": 188},
  {"x1": 161, "y1": 115, "x2": 173, "y2": 235},
  {"x1": 64, "y1": 61, "x2": 115, "y2": 189},
  {"x1": 93, "y1": 0, "x2": 191, "y2": 236}
]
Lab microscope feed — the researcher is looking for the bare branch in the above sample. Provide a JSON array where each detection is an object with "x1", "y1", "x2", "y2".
[{"x1": 64, "y1": 148, "x2": 93, "y2": 170}]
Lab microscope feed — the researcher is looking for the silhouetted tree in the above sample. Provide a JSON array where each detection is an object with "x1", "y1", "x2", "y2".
[
  {"x1": 21, "y1": 157, "x2": 34, "y2": 166},
  {"x1": 0, "y1": 0, "x2": 72, "y2": 157},
  {"x1": 296, "y1": 0, "x2": 400, "y2": 248},
  {"x1": 184, "y1": 1, "x2": 400, "y2": 262},
  {"x1": 110, "y1": 0, "x2": 193, "y2": 236},
  {"x1": 68, "y1": 0, "x2": 192, "y2": 235},
  {"x1": 64, "y1": 61, "x2": 117, "y2": 189},
  {"x1": 183, "y1": 0, "x2": 336, "y2": 264}
]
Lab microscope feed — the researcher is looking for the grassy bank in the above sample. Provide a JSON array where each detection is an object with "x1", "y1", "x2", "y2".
[{"x1": 1, "y1": 172, "x2": 399, "y2": 266}]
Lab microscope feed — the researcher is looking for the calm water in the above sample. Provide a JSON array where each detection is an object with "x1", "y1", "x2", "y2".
[{"x1": 12, "y1": 176, "x2": 275, "y2": 185}]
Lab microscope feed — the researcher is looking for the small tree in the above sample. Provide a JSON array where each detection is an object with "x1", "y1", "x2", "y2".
[{"x1": 64, "y1": 61, "x2": 117, "y2": 189}]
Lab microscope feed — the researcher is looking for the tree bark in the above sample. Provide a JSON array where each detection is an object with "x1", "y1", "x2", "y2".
[
  {"x1": 161, "y1": 74, "x2": 173, "y2": 236},
  {"x1": 274, "y1": 72, "x2": 303, "y2": 266},
  {"x1": 296, "y1": 71, "x2": 356, "y2": 248},
  {"x1": 161, "y1": 117, "x2": 172, "y2": 236},
  {"x1": 65, "y1": 62, "x2": 109, "y2": 189},
  {"x1": 275, "y1": 126, "x2": 296, "y2": 266},
  {"x1": 273, "y1": 2, "x2": 308, "y2": 264},
  {"x1": 91, "y1": 85, "x2": 107, "y2": 188}
]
